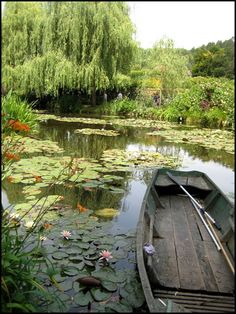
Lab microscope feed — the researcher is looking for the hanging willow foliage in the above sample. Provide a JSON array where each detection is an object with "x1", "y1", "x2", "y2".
[{"x1": 2, "y1": 1, "x2": 137, "y2": 99}]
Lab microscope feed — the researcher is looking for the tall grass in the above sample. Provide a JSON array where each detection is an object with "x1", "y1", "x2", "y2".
[{"x1": 2, "y1": 92, "x2": 38, "y2": 132}]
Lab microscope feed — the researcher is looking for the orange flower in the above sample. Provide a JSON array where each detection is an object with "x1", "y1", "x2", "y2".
[
  {"x1": 7, "y1": 176, "x2": 14, "y2": 183},
  {"x1": 7, "y1": 120, "x2": 30, "y2": 132},
  {"x1": 34, "y1": 175, "x2": 42, "y2": 183},
  {"x1": 4, "y1": 152, "x2": 20, "y2": 161},
  {"x1": 77, "y1": 202, "x2": 88, "y2": 213},
  {"x1": 43, "y1": 223, "x2": 53, "y2": 230}
]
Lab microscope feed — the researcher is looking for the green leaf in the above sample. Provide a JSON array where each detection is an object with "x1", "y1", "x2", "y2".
[
  {"x1": 74, "y1": 291, "x2": 93, "y2": 306},
  {"x1": 90, "y1": 288, "x2": 112, "y2": 302},
  {"x1": 101, "y1": 281, "x2": 117, "y2": 292},
  {"x1": 52, "y1": 252, "x2": 69, "y2": 260}
]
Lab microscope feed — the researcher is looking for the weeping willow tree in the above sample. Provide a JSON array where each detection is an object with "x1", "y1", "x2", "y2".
[{"x1": 2, "y1": 1, "x2": 136, "y2": 105}]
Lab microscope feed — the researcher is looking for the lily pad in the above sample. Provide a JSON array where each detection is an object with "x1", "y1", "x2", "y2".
[
  {"x1": 95, "y1": 208, "x2": 119, "y2": 218},
  {"x1": 101, "y1": 281, "x2": 117, "y2": 292},
  {"x1": 91, "y1": 268, "x2": 126, "y2": 283},
  {"x1": 61, "y1": 266, "x2": 78, "y2": 276},
  {"x1": 74, "y1": 128, "x2": 120, "y2": 137},
  {"x1": 59, "y1": 279, "x2": 74, "y2": 292},
  {"x1": 52, "y1": 252, "x2": 69, "y2": 260},
  {"x1": 90, "y1": 288, "x2": 112, "y2": 302},
  {"x1": 74, "y1": 291, "x2": 93, "y2": 306},
  {"x1": 105, "y1": 300, "x2": 133, "y2": 313}
]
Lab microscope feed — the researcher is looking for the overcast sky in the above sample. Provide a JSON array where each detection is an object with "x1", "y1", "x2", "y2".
[
  {"x1": 128, "y1": 1, "x2": 234, "y2": 49},
  {"x1": 2, "y1": 1, "x2": 234, "y2": 50}
]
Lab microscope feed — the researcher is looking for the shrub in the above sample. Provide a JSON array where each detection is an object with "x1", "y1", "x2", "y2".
[
  {"x1": 2, "y1": 92, "x2": 38, "y2": 133},
  {"x1": 162, "y1": 77, "x2": 234, "y2": 128}
]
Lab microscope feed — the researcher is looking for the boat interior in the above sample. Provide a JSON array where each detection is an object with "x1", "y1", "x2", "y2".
[{"x1": 143, "y1": 172, "x2": 235, "y2": 312}]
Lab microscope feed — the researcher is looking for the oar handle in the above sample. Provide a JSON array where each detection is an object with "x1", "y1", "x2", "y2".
[{"x1": 166, "y1": 171, "x2": 180, "y2": 185}]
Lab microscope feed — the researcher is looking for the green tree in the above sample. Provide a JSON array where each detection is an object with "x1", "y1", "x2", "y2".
[
  {"x1": 191, "y1": 38, "x2": 234, "y2": 79},
  {"x1": 148, "y1": 37, "x2": 191, "y2": 102},
  {"x1": 2, "y1": 2, "x2": 137, "y2": 105}
]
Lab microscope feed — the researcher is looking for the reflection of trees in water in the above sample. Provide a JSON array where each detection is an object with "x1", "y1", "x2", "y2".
[
  {"x1": 2, "y1": 180, "x2": 26, "y2": 206},
  {"x1": 38, "y1": 120, "x2": 234, "y2": 169},
  {"x1": 155, "y1": 143, "x2": 234, "y2": 169},
  {"x1": 128, "y1": 169, "x2": 154, "y2": 187}
]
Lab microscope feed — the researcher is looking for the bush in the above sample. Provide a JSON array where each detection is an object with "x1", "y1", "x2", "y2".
[
  {"x1": 161, "y1": 77, "x2": 234, "y2": 128},
  {"x1": 2, "y1": 92, "x2": 38, "y2": 132}
]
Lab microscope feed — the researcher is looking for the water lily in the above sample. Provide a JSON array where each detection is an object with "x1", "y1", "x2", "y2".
[
  {"x1": 40, "y1": 236, "x2": 47, "y2": 241},
  {"x1": 99, "y1": 250, "x2": 113, "y2": 262},
  {"x1": 9, "y1": 213, "x2": 20, "y2": 220},
  {"x1": 61, "y1": 230, "x2": 71, "y2": 240},
  {"x1": 25, "y1": 221, "x2": 34, "y2": 229}
]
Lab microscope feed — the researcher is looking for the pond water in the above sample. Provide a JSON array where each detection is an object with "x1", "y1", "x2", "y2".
[
  {"x1": 2, "y1": 115, "x2": 234, "y2": 312},
  {"x1": 37, "y1": 117, "x2": 234, "y2": 202}
]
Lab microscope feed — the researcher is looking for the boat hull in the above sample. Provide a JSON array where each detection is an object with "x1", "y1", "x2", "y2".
[{"x1": 137, "y1": 168, "x2": 234, "y2": 312}]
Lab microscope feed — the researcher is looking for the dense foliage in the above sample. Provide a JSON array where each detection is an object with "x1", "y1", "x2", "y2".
[
  {"x1": 156, "y1": 77, "x2": 234, "y2": 128},
  {"x1": 96, "y1": 77, "x2": 234, "y2": 130},
  {"x1": 2, "y1": 2, "x2": 137, "y2": 104},
  {"x1": 2, "y1": 2, "x2": 234, "y2": 128},
  {"x1": 190, "y1": 38, "x2": 234, "y2": 79},
  {"x1": 131, "y1": 38, "x2": 191, "y2": 101},
  {"x1": 2, "y1": 93, "x2": 38, "y2": 133}
]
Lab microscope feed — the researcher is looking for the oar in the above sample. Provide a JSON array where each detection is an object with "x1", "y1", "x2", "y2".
[
  {"x1": 190, "y1": 199, "x2": 221, "y2": 251},
  {"x1": 166, "y1": 171, "x2": 221, "y2": 230},
  {"x1": 205, "y1": 216, "x2": 235, "y2": 274}
]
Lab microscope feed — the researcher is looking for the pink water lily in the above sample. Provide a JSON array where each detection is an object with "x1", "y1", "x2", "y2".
[
  {"x1": 61, "y1": 230, "x2": 71, "y2": 240},
  {"x1": 99, "y1": 250, "x2": 113, "y2": 262}
]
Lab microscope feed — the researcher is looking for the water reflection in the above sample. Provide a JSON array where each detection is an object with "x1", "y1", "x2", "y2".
[
  {"x1": 3, "y1": 117, "x2": 234, "y2": 222},
  {"x1": 38, "y1": 118, "x2": 234, "y2": 205},
  {"x1": 39, "y1": 120, "x2": 234, "y2": 169}
]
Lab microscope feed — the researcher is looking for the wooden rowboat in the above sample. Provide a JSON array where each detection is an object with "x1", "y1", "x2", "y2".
[{"x1": 137, "y1": 168, "x2": 234, "y2": 312}]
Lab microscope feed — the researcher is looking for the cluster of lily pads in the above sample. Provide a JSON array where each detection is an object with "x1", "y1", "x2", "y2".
[
  {"x1": 9, "y1": 208, "x2": 145, "y2": 312},
  {"x1": 35, "y1": 114, "x2": 234, "y2": 154},
  {"x1": 74, "y1": 128, "x2": 120, "y2": 137},
  {"x1": 5, "y1": 134, "x2": 180, "y2": 207},
  {"x1": 147, "y1": 128, "x2": 234, "y2": 154},
  {"x1": 36, "y1": 114, "x2": 174, "y2": 129}
]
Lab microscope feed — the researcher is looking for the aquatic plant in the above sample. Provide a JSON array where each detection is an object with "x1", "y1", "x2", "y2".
[
  {"x1": 99, "y1": 250, "x2": 113, "y2": 262},
  {"x1": 61, "y1": 230, "x2": 72, "y2": 240}
]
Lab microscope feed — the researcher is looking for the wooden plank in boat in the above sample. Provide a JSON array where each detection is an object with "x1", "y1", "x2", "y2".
[
  {"x1": 155, "y1": 174, "x2": 188, "y2": 187},
  {"x1": 204, "y1": 240, "x2": 234, "y2": 293},
  {"x1": 170, "y1": 195, "x2": 205, "y2": 290},
  {"x1": 153, "y1": 196, "x2": 180, "y2": 289},
  {"x1": 191, "y1": 202, "x2": 212, "y2": 242},
  {"x1": 184, "y1": 201, "x2": 219, "y2": 292},
  {"x1": 187, "y1": 176, "x2": 211, "y2": 190},
  {"x1": 153, "y1": 290, "x2": 235, "y2": 313}
]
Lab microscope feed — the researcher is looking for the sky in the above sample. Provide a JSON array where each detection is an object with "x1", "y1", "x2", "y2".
[
  {"x1": 1, "y1": 1, "x2": 234, "y2": 50},
  {"x1": 127, "y1": 1, "x2": 235, "y2": 49}
]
